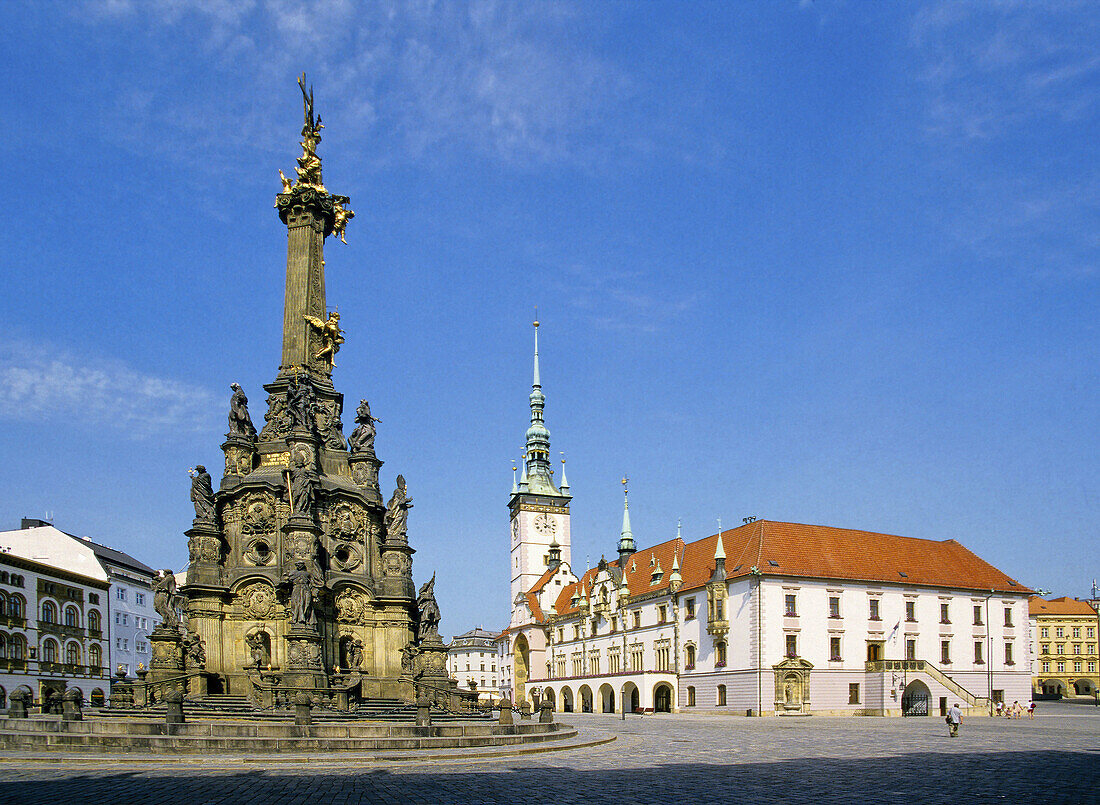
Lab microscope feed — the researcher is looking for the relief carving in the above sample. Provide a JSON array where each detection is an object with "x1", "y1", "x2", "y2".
[
  {"x1": 238, "y1": 582, "x2": 276, "y2": 619},
  {"x1": 334, "y1": 588, "x2": 368, "y2": 624}
]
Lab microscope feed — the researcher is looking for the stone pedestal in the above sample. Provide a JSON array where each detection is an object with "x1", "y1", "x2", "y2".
[
  {"x1": 539, "y1": 699, "x2": 553, "y2": 723},
  {"x1": 164, "y1": 689, "x2": 185, "y2": 725},
  {"x1": 498, "y1": 696, "x2": 514, "y2": 725},
  {"x1": 294, "y1": 692, "x2": 312, "y2": 726},
  {"x1": 221, "y1": 434, "x2": 256, "y2": 482},
  {"x1": 416, "y1": 694, "x2": 431, "y2": 727},
  {"x1": 185, "y1": 520, "x2": 223, "y2": 587},
  {"x1": 283, "y1": 518, "x2": 321, "y2": 565},
  {"x1": 148, "y1": 627, "x2": 184, "y2": 692},
  {"x1": 348, "y1": 450, "x2": 383, "y2": 502},
  {"x1": 62, "y1": 688, "x2": 84, "y2": 721},
  {"x1": 8, "y1": 689, "x2": 29, "y2": 718},
  {"x1": 284, "y1": 627, "x2": 327, "y2": 689}
]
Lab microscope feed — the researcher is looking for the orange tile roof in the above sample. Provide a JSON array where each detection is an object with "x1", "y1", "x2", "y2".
[
  {"x1": 523, "y1": 591, "x2": 546, "y2": 623},
  {"x1": 1029, "y1": 596, "x2": 1098, "y2": 616},
  {"x1": 548, "y1": 520, "x2": 1028, "y2": 616},
  {"x1": 528, "y1": 566, "x2": 559, "y2": 595}
]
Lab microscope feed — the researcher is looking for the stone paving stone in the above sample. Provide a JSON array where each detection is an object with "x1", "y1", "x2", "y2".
[{"x1": 0, "y1": 702, "x2": 1098, "y2": 804}]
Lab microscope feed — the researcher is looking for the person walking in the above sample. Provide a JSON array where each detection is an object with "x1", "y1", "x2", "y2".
[
  {"x1": 1028, "y1": 701, "x2": 1036, "y2": 719},
  {"x1": 947, "y1": 702, "x2": 963, "y2": 737}
]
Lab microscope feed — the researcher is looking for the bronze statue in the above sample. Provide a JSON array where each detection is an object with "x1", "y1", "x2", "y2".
[
  {"x1": 303, "y1": 311, "x2": 344, "y2": 368},
  {"x1": 189, "y1": 465, "x2": 216, "y2": 523},
  {"x1": 153, "y1": 570, "x2": 181, "y2": 630},
  {"x1": 287, "y1": 560, "x2": 324, "y2": 627},
  {"x1": 288, "y1": 453, "x2": 319, "y2": 517},
  {"x1": 348, "y1": 399, "x2": 379, "y2": 453},
  {"x1": 384, "y1": 475, "x2": 412, "y2": 542},
  {"x1": 278, "y1": 169, "x2": 294, "y2": 193},
  {"x1": 228, "y1": 383, "x2": 257, "y2": 439},
  {"x1": 416, "y1": 573, "x2": 441, "y2": 641}
]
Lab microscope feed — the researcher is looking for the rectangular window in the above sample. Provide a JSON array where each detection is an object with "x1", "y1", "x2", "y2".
[
  {"x1": 1057, "y1": 661, "x2": 1065, "y2": 672},
  {"x1": 1004, "y1": 607, "x2": 1013, "y2": 627},
  {"x1": 906, "y1": 601, "x2": 916, "y2": 622},
  {"x1": 906, "y1": 639, "x2": 916, "y2": 660},
  {"x1": 941, "y1": 640, "x2": 951, "y2": 664},
  {"x1": 685, "y1": 598, "x2": 695, "y2": 618},
  {"x1": 785, "y1": 634, "x2": 797, "y2": 657},
  {"x1": 573, "y1": 625, "x2": 580, "y2": 640},
  {"x1": 1041, "y1": 627, "x2": 1049, "y2": 638},
  {"x1": 830, "y1": 637, "x2": 841, "y2": 661},
  {"x1": 558, "y1": 628, "x2": 564, "y2": 643},
  {"x1": 829, "y1": 596, "x2": 840, "y2": 619},
  {"x1": 610, "y1": 616, "x2": 617, "y2": 633},
  {"x1": 1056, "y1": 643, "x2": 1064, "y2": 654},
  {"x1": 658, "y1": 605, "x2": 667, "y2": 623},
  {"x1": 88, "y1": 593, "x2": 99, "y2": 604},
  {"x1": 116, "y1": 638, "x2": 122, "y2": 649},
  {"x1": 1088, "y1": 627, "x2": 1095, "y2": 639},
  {"x1": 1042, "y1": 661, "x2": 1050, "y2": 672},
  {"x1": 1056, "y1": 627, "x2": 1064, "y2": 638},
  {"x1": 115, "y1": 613, "x2": 120, "y2": 625},
  {"x1": 1041, "y1": 643, "x2": 1049, "y2": 655},
  {"x1": 940, "y1": 603, "x2": 950, "y2": 624},
  {"x1": 973, "y1": 605, "x2": 983, "y2": 625},
  {"x1": 1074, "y1": 661, "x2": 1082, "y2": 673},
  {"x1": 116, "y1": 588, "x2": 126, "y2": 601},
  {"x1": 633, "y1": 611, "x2": 642, "y2": 629},
  {"x1": 974, "y1": 641, "x2": 984, "y2": 664},
  {"x1": 848, "y1": 683, "x2": 860, "y2": 704},
  {"x1": 784, "y1": 594, "x2": 797, "y2": 617},
  {"x1": 1072, "y1": 627, "x2": 1081, "y2": 638},
  {"x1": 136, "y1": 641, "x2": 147, "y2": 653},
  {"x1": 1074, "y1": 644, "x2": 1082, "y2": 655},
  {"x1": 869, "y1": 599, "x2": 880, "y2": 620},
  {"x1": 121, "y1": 614, "x2": 129, "y2": 626},
  {"x1": 1005, "y1": 642, "x2": 1014, "y2": 665},
  {"x1": 135, "y1": 592, "x2": 145, "y2": 607},
  {"x1": 1090, "y1": 662, "x2": 1097, "y2": 673}
]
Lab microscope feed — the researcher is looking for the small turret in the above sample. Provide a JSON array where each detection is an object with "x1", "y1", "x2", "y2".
[{"x1": 711, "y1": 531, "x2": 727, "y2": 583}]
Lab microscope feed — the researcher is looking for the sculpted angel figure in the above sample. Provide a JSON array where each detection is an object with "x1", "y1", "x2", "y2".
[
  {"x1": 303, "y1": 311, "x2": 344, "y2": 368},
  {"x1": 228, "y1": 383, "x2": 256, "y2": 439},
  {"x1": 348, "y1": 399, "x2": 379, "y2": 453},
  {"x1": 295, "y1": 73, "x2": 325, "y2": 188},
  {"x1": 384, "y1": 475, "x2": 412, "y2": 543},
  {"x1": 189, "y1": 465, "x2": 216, "y2": 523},
  {"x1": 332, "y1": 199, "x2": 355, "y2": 244}
]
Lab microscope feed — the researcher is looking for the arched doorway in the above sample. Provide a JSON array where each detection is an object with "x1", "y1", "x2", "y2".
[
  {"x1": 1042, "y1": 680, "x2": 1068, "y2": 697},
  {"x1": 561, "y1": 686, "x2": 574, "y2": 713},
  {"x1": 1073, "y1": 679, "x2": 1096, "y2": 696},
  {"x1": 543, "y1": 687, "x2": 556, "y2": 710},
  {"x1": 653, "y1": 682, "x2": 673, "y2": 713},
  {"x1": 513, "y1": 634, "x2": 530, "y2": 705},
  {"x1": 598, "y1": 683, "x2": 615, "y2": 713},
  {"x1": 622, "y1": 682, "x2": 639, "y2": 714},
  {"x1": 902, "y1": 680, "x2": 931, "y2": 716},
  {"x1": 89, "y1": 688, "x2": 105, "y2": 707},
  {"x1": 578, "y1": 684, "x2": 593, "y2": 713}
]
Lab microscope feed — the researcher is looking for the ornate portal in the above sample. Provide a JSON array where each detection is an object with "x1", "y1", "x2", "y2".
[{"x1": 171, "y1": 76, "x2": 429, "y2": 703}]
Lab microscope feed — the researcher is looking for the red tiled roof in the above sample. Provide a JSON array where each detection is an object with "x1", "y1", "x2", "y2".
[
  {"x1": 550, "y1": 520, "x2": 1028, "y2": 616},
  {"x1": 528, "y1": 566, "x2": 559, "y2": 595},
  {"x1": 1029, "y1": 596, "x2": 1098, "y2": 616},
  {"x1": 524, "y1": 592, "x2": 546, "y2": 623}
]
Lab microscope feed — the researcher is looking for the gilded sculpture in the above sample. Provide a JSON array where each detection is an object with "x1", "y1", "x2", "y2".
[{"x1": 303, "y1": 311, "x2": 344, "y2": 368}]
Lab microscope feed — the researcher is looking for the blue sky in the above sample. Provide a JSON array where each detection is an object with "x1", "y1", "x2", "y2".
[{"x1": 2, "y1": 1, "x2": 1097, "y2": 633}]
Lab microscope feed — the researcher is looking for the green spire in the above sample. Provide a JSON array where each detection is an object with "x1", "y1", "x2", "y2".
[
  {"x1": 521, "y1": 316, "x2": 558, "y2": 495},
  {"x1": 618, "y1": 476, "x2": 635, "y2": 563}
]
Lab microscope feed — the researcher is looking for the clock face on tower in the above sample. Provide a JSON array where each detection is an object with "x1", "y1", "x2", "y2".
[{"x1": 533, "y1": 513, "x2": 557, "y2": 536}]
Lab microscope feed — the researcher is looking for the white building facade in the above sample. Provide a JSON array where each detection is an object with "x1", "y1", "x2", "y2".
[{"x1": 446, "y1": 627, "x2": 502, "y2": 700}]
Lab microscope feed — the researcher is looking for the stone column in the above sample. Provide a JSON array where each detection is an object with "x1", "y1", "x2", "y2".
[{"x1": 276, "y1": 188, "x2": 335, "y2": 376}]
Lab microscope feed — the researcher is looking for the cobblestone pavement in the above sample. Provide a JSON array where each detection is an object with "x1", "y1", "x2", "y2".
[{"x1": 1, "y1": 702, "x2": 1098, "y2": 804}]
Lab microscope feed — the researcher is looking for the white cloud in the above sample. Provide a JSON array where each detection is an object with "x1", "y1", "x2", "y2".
[
  {"x1": 911, "y1": 2, "x2": 1100, "y2": 140},
  {"x1": 0, "y1": 343, "x2": 218, "y2": 438},
  {"x1": 78, "y1": 0, "x2": 628, "y2": 168}
]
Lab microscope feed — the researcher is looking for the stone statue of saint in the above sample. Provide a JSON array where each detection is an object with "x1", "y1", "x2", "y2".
[
  {"x1": 246, "y1": 633, "x2": 267, "y2": 669},
  {"x1": 384, "y1": 475, "x2": 412, "y2": 542},
  {"x1": 348, "y1": 637, "x2": 364, "y2": 670},
  {"x1": 400, "y1": 641, "x2": 418, "y2": 674},
  {"x1": 189, "y1": 465, "x2": 216, "y2": 523},
  {"x1": 153, "y1": 570, "x2": 181, "y2": 631},
  {"x1": 183, "y1": 631, "x2": 206, "y2": 666},
  {"x1": 348, "y1": 399, "x2": 379, "y2": 453},
  {"x1": 287, "y1": 560, "x2": 324, "y2": 627},
  {"x1": 416, "y1": 573, "x2": 441, "y2": 641},
  {"x1": 288, "y1": 454, "x2": 319, "y2": 517},
  {"x1": 286, "y1": 376, "x2": 316, "y2": 432},
  {"x1": 227, "y1": 383, "x2": 257, "y2": 439},
  {"x1": 303, "y1": 312, "x2": 344, "y2": 368}
]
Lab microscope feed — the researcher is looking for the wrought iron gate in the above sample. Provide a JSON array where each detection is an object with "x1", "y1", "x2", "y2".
[{"x1": 902, "y1": 690, "x2": 929, "y2": 716}]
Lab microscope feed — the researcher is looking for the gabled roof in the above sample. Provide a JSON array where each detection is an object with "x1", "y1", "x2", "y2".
[
  {"x1": 550, "y1": 519, "x2": 1028, "y2": 617},
  {"x1": 1030, "y1": 596, "x2": 1098, "y2": 616},
  {"x1": 528, "y1": 565, "x2": 560, "y2": 595},
  {"x1": 75, "y1": 535, "x2": 157, "y2": 578},
  {"x1": 524, "y1": 592, "x2": 546, "y2": 623}
]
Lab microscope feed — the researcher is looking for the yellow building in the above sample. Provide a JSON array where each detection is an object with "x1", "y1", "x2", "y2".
[{"x1": 1030, "y1": 596, "x2": 1099, "y2": 698}]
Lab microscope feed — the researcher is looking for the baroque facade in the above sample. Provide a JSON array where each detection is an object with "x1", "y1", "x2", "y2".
[
  {"x1": 446, "y1": 627, "x2": 502, "y2": 700},
  {"x1": 162, "y1": 78, "x2": 442, "y2": 704},
  {"x1": 1029, "y1": 594, "x2": 1098, "y2": 698},
  {"x1": 500, "y1": 335, "x2": 1034, "y2": 717}
]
